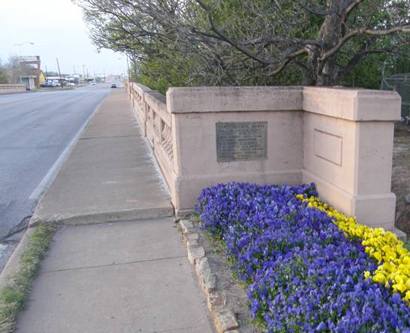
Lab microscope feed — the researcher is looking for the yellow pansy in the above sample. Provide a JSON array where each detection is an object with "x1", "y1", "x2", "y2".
[{"x1": 297, "y1": 195, "x2": 410, "y2": 304}]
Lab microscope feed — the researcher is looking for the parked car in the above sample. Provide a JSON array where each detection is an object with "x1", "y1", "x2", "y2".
[
  {"x1": 41, "y1": 80, "x2": 58, "y2": 87},
  {"x1": 111, "y1": 83, "x2": 117, "y2": 88}
]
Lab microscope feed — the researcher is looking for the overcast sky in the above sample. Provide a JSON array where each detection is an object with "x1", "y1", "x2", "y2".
[{"x1": 0, "y1": 0, "x2": 126, "y2": 76}]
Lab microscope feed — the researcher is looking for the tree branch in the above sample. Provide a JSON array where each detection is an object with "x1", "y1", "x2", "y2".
[
  {"x1": 195, "y1": 0, "x2": 274, "y2": 65},
  {"x1": 296, "y1": 0, "x2": 335, "y2": 16},
  {"x1": 268, "y1": 48, "x2": 308, "y2": 76},
  {"x1": 320, "y1": 25, "x2": 410, "y2": 61},
  {"x1": 341, "y1": 39, "x2": 410, "y2": 79},
  {"x1": 345, "y1": 0, "x2": 366, "y2": 15}
]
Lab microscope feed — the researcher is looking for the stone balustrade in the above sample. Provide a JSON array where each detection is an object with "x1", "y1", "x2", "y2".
[
  {"x1": 127, "y1": 82, "x2": 401, "y2": 231},
  {"x1": 127, "y1": 82, "x2": 176, "y2": 191}
]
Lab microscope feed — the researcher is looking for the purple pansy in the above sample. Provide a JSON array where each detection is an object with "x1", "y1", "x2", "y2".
[{"x1": 196, "y1": 182, "x2": 410, "y2": 332}]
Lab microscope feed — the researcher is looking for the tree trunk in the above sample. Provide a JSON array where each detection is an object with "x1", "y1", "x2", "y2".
[{"x1": 316, "y1": 0, "x2": 343, "y2": 86}]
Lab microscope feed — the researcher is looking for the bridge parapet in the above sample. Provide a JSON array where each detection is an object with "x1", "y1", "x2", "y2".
[
  {"x1": 128, "y1": 82, "x2": 176, "y2": 194},
  {"x1": 0, "y1": 84, "x2": 26, "y2": 94},
  {"x1": 127, "y1": 82, "x2": 401, "y2": 230}
]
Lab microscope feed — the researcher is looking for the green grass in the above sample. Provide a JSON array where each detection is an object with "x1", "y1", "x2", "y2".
[
  {"x1": 0, "y1": 224, "x2": 56, "y2": 332},
  {"x1": 190, "y1": 212, "x2": 201, "y2": 223}
]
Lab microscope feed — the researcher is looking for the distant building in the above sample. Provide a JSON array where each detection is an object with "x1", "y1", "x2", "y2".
[
  {"x1": 20, "y1": 75, "x2": 36, "y2": 90},
  {"x1": 17, "y1": 56, "x2": 41, "y2": 88}
]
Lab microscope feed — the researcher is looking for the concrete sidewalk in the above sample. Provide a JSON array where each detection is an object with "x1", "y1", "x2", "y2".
[
  {"x1": 15, "y1": 90, "x2": 214, "y2": 333},
  {"x1": 32, "y1": 89, "x2": 173, "y2": 224}
]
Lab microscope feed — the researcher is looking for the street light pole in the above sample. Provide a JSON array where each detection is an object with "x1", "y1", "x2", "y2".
[{"x1": 56, "y1": 57, "x2": 63, "y2": 88}]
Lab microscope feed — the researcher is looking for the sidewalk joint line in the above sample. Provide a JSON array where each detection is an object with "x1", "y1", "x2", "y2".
[
  {"x1": 152, "y1": 324, "x2": 208, "y2": 332},
  {"x1": 42, "y1": 255, "x2": 186, "y2": 274},
  {"x1": 79, "y1": 134, "x2": 139, "y2": 140}
]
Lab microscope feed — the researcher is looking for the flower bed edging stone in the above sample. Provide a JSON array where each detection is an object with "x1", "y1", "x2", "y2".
[{"x1": 178, "y1": 219, "x2": 240, "y2": 333}]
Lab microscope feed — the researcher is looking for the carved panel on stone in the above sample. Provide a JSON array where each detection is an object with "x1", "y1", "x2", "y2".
[{"x1": 313, "y1": 129, "x2": 343, "y2": 166}]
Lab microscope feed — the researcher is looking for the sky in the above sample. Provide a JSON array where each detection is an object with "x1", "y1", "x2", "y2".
[{"x1": 0, "y1": 0, "x2": 127, "y2": 76}]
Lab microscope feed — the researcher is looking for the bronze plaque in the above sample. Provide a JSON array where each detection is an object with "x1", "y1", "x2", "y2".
[{"x1": 216, "y1": 122, "x2": 267, "y2": 162}]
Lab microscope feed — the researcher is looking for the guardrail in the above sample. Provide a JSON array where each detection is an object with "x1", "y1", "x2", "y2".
[{"x1": 0, "y1": 84, "x2": 26, "y2": 94}]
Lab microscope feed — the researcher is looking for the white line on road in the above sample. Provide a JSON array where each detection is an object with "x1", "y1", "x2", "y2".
[{"x1": 29, "y1": 97, "x2": 107, "y2": 202}]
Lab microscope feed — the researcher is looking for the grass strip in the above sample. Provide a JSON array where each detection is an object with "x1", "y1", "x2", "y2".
[{"x1": 0, "y1": 224, "x2": 56, "y2": 333}]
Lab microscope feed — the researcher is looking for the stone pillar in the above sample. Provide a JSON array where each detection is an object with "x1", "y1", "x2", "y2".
[{"x1": 302, "y1": 87, "x2": 401, "y2": 229}]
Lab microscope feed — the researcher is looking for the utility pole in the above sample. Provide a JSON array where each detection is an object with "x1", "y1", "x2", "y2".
[{"x1": 56, "y1": 57, "x2": 63, "y2": 87}]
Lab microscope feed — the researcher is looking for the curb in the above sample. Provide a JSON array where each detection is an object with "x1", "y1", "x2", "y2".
[
  {"x1": 0, "y1": 227, "x2": 34, "y2": 291},
  {"x1": 0, "y1": 94, "x2": 109, "y2": 294},
  {"x1": 178, "y1": 219, "x2": 240, "y2": 333},
  {"x1": 30, "y1": 206, "x2": 174, "y2": 226}
]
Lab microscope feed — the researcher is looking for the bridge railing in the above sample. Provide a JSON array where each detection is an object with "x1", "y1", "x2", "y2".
[
  {"x1": 127, "y1": 82, "x2": 401, "y2": 232},
  {"x1": 128, "y1": 82, "x2": 175, "y2": 192},
  {"x1": 0, "y1": 84, "x2": 26, "y2": 94}
]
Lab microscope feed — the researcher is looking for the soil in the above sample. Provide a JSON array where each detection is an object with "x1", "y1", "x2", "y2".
[
  {"x1": 191, "y1": 220, "x2": 261, "y2": 333},
  {"x1": 393, "y1": 123, "x2": 410, "y2": 235}
]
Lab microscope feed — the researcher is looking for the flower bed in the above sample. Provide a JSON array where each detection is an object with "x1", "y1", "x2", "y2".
[
  {"x1": 196, "y1": 182, "x2": 410, "y2": 332},
  {"x1": 298, "y1": 195, "x2": 410, "y2": 302}
]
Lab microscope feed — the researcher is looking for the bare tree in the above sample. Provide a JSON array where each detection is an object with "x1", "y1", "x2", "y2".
[
  {"x1": 75, "y1": 0, "x2": 410, "y2": 86},
  {"x1": 2, "y1": 57, "x2": 37, "y2": 84},
  {"x1": 0, "y1": 59, "x2": 8, "y2": 84}
]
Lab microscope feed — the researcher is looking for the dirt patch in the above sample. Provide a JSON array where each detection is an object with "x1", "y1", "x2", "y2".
[
  {"x1": 191, "y1": 221, "x2": 261, "y2": 333},
  {"x1": 393, "y1": 123, "x2": 410, "y2": 235}
]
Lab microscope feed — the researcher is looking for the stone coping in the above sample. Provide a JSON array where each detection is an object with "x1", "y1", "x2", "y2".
[
  {"x1": 303, "y1": 87, "x2": 401, "y2": 121},
  {"x1": 131, "y1": 82, "x2": 401, "y2": 122},
  {"x1": 167, "y1": 86, "x2": 303, "y2": 113}
]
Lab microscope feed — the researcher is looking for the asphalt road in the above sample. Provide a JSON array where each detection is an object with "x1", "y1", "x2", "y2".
[{"x1": 0, "y1": 85, "x2": 111, "y2": 239}]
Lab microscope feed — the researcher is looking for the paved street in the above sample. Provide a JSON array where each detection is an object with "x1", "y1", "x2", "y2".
[{"x1": 0, "y1": 86, "x2": 110, "y2": 240}]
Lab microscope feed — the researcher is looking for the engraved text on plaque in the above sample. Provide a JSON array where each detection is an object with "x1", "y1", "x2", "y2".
[{"x1": 216, "y1": 122, "x2": 267, "y2": 162}]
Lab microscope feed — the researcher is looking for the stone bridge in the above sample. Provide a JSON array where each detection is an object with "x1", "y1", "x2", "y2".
[{"x1": 127, "y1": 82, "x2": 401, "y2": 231}]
